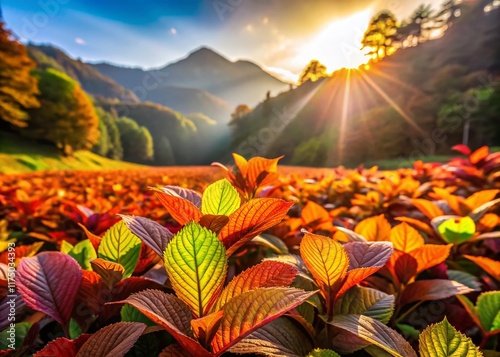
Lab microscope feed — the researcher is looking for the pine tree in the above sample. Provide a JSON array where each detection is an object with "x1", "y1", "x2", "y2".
[{"x1": 0, "y1": 22, "x2": 39, "y2": 128}]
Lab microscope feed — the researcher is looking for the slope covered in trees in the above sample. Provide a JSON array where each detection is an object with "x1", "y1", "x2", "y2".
[{"x1": 230, "y1": 0, "x2": 500, "y2": 166}]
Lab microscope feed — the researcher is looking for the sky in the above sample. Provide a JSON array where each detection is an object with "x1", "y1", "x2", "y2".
[{"x1": 1, "y1": 0, "x2": 442, "y2": 81}]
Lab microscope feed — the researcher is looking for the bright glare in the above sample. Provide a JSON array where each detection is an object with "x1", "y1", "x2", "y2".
[{"x1": 294, "y1": 9, "x2": 373, "y2": 73}]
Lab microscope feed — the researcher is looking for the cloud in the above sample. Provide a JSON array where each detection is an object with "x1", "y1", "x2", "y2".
[
  {"x1": 170, "y1": 28, "x2": 177, "y2": 35},
  {"x1": 75, "y1": 37, "x2": 86, "y2": 45}
]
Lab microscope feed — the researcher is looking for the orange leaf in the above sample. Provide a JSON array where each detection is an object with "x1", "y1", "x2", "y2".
[
  {"x1": 198, "y1": 215, "x2": 229, "y2": 234},
  {"x1": 463, "y1": 255, "x2": 500, "y2": 281},
  {"x1": 301, "y1": 201, "x2": 331, "y2": 227},
  {"x1": 336, "y1": 267, "x2": 380, "y2": 299},
  {"x1": 390, "y1": 223, "x2": 424, "y2": 253},
  {"x1": 232, "y1": 153, "x2": 249, "y2": 177},
  {"x1": 212, "y1": 261, "x2": 298, "y2": 311},
  {"x1": 78, "y1": 223, "x2": 102, "y2": 251},
  {"x1": 465, "y1": 190, "x2": 499, "y2": 211},
  {"x1": 247, "y1": 156, "x2": 283, "y2": 188},
  {"x1": 410, "y1": 244, "x2": 452, "y2": 274},
  {"x1": 410, "y1": 199, "x2": 444, "y2": 220},
  {"x1": 394, "y1": 217, "x2": 434, "y2": 237},
  {"x1": 219, "y1": 199, "x2": 293, "y2": 257},
  {"x1": 470, "y1": 146, "x2": 489, "y2": 164},
  {"x1": 191, "y1": 310, "x2": 224, "y2": 348},
  {"x1": 354, "y1": 214, "x2": 391, "y2": 241},
  {"x1": 152, "y1": 188, "x2": 203, "y2": 225}
]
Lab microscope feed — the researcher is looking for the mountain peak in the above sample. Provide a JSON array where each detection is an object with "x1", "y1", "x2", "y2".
[{"x1": 185, "y1": 46, "x2": 228, "y2": 62}]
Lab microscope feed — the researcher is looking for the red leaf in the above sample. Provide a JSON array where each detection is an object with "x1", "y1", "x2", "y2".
[
  {"x1": 336, "y1": 267, "x2": 381, "y2": 299},
  {"x1": 452, "y1": 144, "x2": 471, "y2": 156},
  {"x1": 199, "y1": 214, "x2": 230, "y2": 234},
  {"x1": 219, "y1": 199, "x2": 293, "y2": 256},
  {"x1": 400, "y1": 279, "x2": 474, "y2": 306},
  {"x1": 75, "y1": 322, "x2": 146, "y2": 357},
  {"x1": 152, "y1": 188, "x2": 203, "y2": 225},
  {"x1": 17, "y1": 252, "x2": 82, "y2": 330},
  {"x1": 34, "y1": 334, "x2": 90, "y2": 357}
]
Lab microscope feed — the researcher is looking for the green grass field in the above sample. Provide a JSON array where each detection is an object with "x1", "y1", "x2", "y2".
[{"x1": 0, "y1": 132, "x2": 142, "y2": 174}]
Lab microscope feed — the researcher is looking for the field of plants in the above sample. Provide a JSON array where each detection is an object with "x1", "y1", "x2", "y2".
[{"x1": 1, "y1": 145, "x2": 499, "y2": 356}]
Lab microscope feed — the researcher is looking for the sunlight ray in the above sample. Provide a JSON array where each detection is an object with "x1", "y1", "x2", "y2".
[{"x1": 338, "y1": 69, "x2": 352, "y2": 164}]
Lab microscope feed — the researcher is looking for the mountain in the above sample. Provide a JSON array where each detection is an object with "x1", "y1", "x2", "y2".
[
  {"x1": 27, "y1": 45, "x2": 140, "y2": 103},
  {"x1": 229, "y1": 0, "x2": 500, "y2": 167},
  {"x1": 92, "y1": 47, "x2": 289, "y2": 108}
]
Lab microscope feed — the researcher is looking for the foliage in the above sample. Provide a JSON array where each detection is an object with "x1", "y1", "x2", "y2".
[
  {"x1": 0, "y1": 22, "x2": 39, "y2": 128},
  {"x1": 1, "y1": 150, "x2": 498, "y2": 355},
  {"x1": 26, "y1": 68, "x2": 100, "y2": 154},
  {"x1": 298, "y1": 60, "x2": 328, "y2": 84},
  {"x1": 361, "y1": 11, "x2": 398, "y2": 60},
  {"x1": 91, "y1": 107, "x2": 123, "y2": 160},
  {"x1": 116, "y1": 116, "x2": 154, "y2": 163}
]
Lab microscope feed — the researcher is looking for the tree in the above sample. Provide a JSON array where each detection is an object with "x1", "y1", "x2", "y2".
[
  {"x1": 0, "y1": 22, "x2": 39, "y2": 128},
  {"x1": 398, "y1": 4, "x2": 434, "y2": 46},
  {"x1": 116, "y1": 116, "x2": 154, "y2": 163},
  {"x1": 433, "y1": 0, "x2": 464, "y2": 28},
  {"x1": 298, "y1": 60, "x2": 328, "y2": 84},
  {"x1": 362, "y1": 11, "x2": 398, "y2": 60},
  {"x1": 229, "y1": 104, "x2": 252, "y2": 125},
  {"x1": 92, "y1": 107, "x2": 123, "y2": 160},
  {"x1": 26, "y1": 68, "x2": 99, "y2": 154}
]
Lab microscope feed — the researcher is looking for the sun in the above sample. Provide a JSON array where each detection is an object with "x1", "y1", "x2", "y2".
[{"x1": 295, "y1": 9, "x2": 373, "y2": 73}]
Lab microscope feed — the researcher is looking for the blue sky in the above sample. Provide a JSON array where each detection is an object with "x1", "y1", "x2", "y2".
[{"x1": 1, "y1": 0, "x2": 441, "y2": 80}]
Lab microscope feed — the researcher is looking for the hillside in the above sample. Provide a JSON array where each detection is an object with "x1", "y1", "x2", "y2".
[
  {"x1": 230, "y1": 0, "x2": 500, "y2": 166},
  {"x1": 28, "y1": 45, "x2": 140, "y2": 103},
  {"x1": 0, "y1": 132, "x2": 142, "y2": 174},
  {"x1": 93, "y1": 47, "x2": 289, "y2": 108}
]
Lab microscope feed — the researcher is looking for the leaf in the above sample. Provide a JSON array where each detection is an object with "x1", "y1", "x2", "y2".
[
  {"x1": 308, "y1": 349, "x2": 341, "y2": 357},
  {"x1": 0, "y1": 322, "x2": 31, "y2": 350},
  {"x1": 246, "y1": 156, "x2": 282, "y2": 188},
  {"x1": 219, "y1": 198, "x2": 293, "y2": 257},
  {"x1": 164, "y1": 222, "x2": 227, "y2": 317},
  {"x1": 229, "y1": 317, "x2": 314, "y2": 357},
  {"x1": 354, "y1": 214, "x2": 391, "y2": 241},
  {"x1": 198, "y1": 214, "x2": 229, "y2": 235},
  {"x1": 390, "y1": 223, "x2": 424, "y2": 252},
  {"x1": 161, "y1": 186, "x2": 202, "y2": 208},
  {"x1": 114, "y1": 289, "x2": 210, "y2": 357},
  {"x1": 300, "y1": 232, "x2": 349, "y2": 298},
  {"x1": 191, "y1": 310, "x2": 224, "y2": 347},
  {"x1": 98, "y1": 221, "x2": 142, "y2": 278},
  {"x1": 61, "y1": 241, "x2": 74, "y2": 254},
  {"x1": 476, "y1": 291, "x2": 500, "y2": 332},
  {"x1": 410, "y1": 199, "x2": 444, "y2": 220},
  {"x1": 400, "y1": 280, "x2": 474, "y2": 306},
  {"x1": 67, "y1": 240, "x2": 96, "y2": 271},
  {"x1": 301, "y1": 201, "x2": 331, "y2": 227},
  {"x1": 452, "y1": 144, "x2": 471, "y2": 156},
  {"x1": 211, "y1": 287, "x2": 317, "y2": 355},
  {"x1": 33, "y1": 334, "x2": 91, "y2": 357},
  {"x1": 252, "y1": 234, "x2": 289, "y2": 254},
  {"x1": 120, "y1": 304, "x2": 155, "y2": 326},
  {"x1": 437, "y1": 217, "x2": 476, "y2": 244},
  {"x1": 470, "y1": 146, "x2": 489, "y2": 164},
  {"x1": 394, "y1": 217, "x2": 435, "y2": 237},
  {"x1": 335, "y1": 267, "x2": 384, "y2": 299},
  {"x1": 120, "y1": 215, "x2": 173, "y2": 259},
  {"x1": 463, "y1": 255, "x2": 500, "y2": 280},
  {"x1": 465, "y1": 190, "x2": 499, "y2": 211},
  {"x1": 343, "y1": 241, "x2": 393, "y2": 269},
  {"x1": 152, "y1": 187, "x2": 203, "y2": 225},
  {"x1": 17, "y1": 252, "x2": 82, "y2": 330},
  {"x1": 90, "y1": 258, "x2": 124, "y2": 290},
  {"x1": 335, "y1": 286, "x2": 395, "y2": 324},
  {"x1": 327, "y1": 314, "x2": 417, "y2": 357},
  {"x1": 78, "y1": 223, "x2": 102, "y2": 252},
  {"x1": 411, "y1": 244, "x2": 453, "y2": 274},
  {"x1": 469, "y1": 198, "x2": 500, "y2": 223},
  {"x1": 333, "y1": 226, "x2": 367, "y2": 242},
  {"x1": 212, "y1": 261, "x2": 298, "y2": 311},
  {"x1": 447, "y1": 270, "x2": 481, "y2": 291},
  {"x1": 75, "y1": 322, "x2": 146, "y2": 357},
  {"x1": 419, "y1": 317, "x2": 483, "y2": 357},
  {"x1": 202, "y1": 179, "x2": 240, "y2": 216},
  {"x1": 391, "y1": 252, "x2": 418, "y2": 284}
]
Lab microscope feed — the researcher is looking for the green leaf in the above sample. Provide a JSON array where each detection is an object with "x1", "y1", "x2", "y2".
[
  {"x1": 397, "y1": 323, "x2": 420, "y2": 341},
  {"x1": 419, "y1": 317, "x2": 483, "y2": 357},
  {"x1": 307, "y1": 349, "x2": 341, "y2": 357},
  {"x1": 61, "y1": 240, "x2": 74, "y2": 254},
  {"x1": 202, "y1": 179, "x2": 240, "y2": 216},
  {"x1": 437, "y1": 217, "x2": 476, "y2": 244},
  {"x1": 0, "y1": 322, "x2": 32, "y2": 349},
  {"x1": 69, "y1": 318, "x2": 82, "y2": 339},
  {"x1": 477, "y1": 291, "x2": 500, "y2": 332},
  {"x1": 335, "y1": 286, "x2": 395, "y2": 324},
  {"x1": 121, "y1": 304, "x2": 155, "y2": 326},
  {"x1": 98, "y1": 221, "x2": 142, "y2": 278},
  {"x1": 164, "y1": 222, "x2": 227, "y2": 318},
  {"x1": 327, "y1": 314, "x2": 417, "y2": 357},
  {"x1": 67, "y1": 239, "x2": 97, "y2": 270}
]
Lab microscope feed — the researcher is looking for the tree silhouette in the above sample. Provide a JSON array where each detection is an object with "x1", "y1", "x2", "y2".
[
  {"x1": 398, "y1": 4, "x2": 434, "y2": 47},
  {"x1": 362, "y1": 11, "x2": 398, "y2": 60},
  {"x1": 0, "y1": 22, "x2": 39, "y2": 128},
  {"x1": 298, "y1": 60, "x2": 328, "y2": 84},
  {"x1": 229, "y1": 104, "x2": 252, "y2": 126}
]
